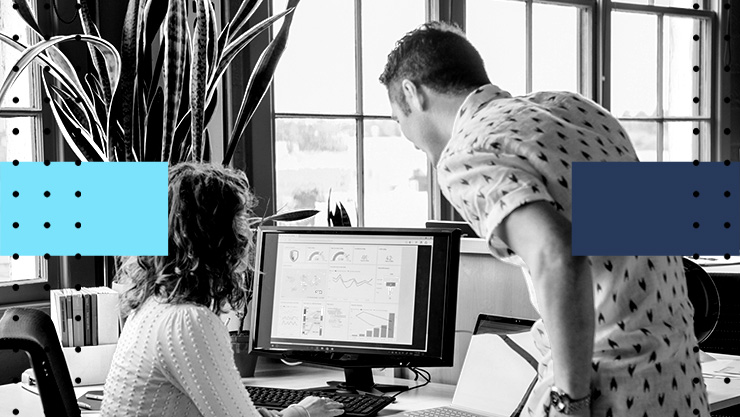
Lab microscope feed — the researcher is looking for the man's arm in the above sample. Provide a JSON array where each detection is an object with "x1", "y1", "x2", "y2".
[{"x1": 496, "y1": 201, "x2": 594, "y2": 408}]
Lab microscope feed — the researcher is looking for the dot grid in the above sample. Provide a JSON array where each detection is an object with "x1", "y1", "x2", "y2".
[{"x1": 0, "y1": 162, "x2": 167, "y2": 256}]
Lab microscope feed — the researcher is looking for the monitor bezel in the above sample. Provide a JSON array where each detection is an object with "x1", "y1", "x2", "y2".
[{"x1": 249, "y1": 226, "x2": 461, "y2": 369}]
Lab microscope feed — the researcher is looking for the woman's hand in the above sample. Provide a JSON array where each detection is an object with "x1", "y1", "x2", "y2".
[{"x1": 296, "y1": 396, "x2": 345, "y2": 417}]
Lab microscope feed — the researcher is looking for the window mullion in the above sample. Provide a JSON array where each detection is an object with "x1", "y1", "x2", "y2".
[
  {"x1": 526, "y1": 0, "x2": 533, "y2": 94},
  {"x1": 355, "y1": 0, "x2": 365, "y2": 226},
  {"x1": 657, "y1": 13, "x2": 664, "y2": 161},
  {"x1": 599, "y1": 0, "x2": 612, "y2": 109}
]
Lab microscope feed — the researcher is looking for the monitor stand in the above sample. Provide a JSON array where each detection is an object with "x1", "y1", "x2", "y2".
[{"x1": 310, "y1": 368, "x2": 409, "y2": 396}]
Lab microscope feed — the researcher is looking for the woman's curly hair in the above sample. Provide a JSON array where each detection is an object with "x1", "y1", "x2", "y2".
[{"x1": 118, "y1": 162, "x2": 256, "y2": 316}]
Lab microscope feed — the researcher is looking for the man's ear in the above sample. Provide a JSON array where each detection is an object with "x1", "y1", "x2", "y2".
[{"x1": 401, "y1": 79, "x2": 427, "y2": 112}]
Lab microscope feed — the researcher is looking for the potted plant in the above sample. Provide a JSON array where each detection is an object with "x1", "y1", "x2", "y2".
[
  {"x1": 1, "y1": 0, "x2": 310, "y2": 376},
  {"x1": 0, "y1": 0, "x2": 300, "y2": 165}
]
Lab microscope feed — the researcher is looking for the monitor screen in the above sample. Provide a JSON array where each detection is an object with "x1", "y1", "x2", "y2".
[{"x1": 250, "y1": 226, "x2": 461, "y2": 392}]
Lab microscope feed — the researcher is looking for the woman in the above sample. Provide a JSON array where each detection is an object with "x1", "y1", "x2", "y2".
[{"x1": 102, "y1": 162, "x2": 344, "y2": 417}]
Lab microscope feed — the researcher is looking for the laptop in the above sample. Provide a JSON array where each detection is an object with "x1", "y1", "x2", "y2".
[{"x1": 397, "y1": 314, "x2": 540, "y2": 417}]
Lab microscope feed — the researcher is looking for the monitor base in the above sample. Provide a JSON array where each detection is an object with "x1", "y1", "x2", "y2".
[{"x1": 309, "y1": 368, "x2": 409, "y2": 396}]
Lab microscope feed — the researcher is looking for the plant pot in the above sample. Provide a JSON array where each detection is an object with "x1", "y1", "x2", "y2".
[{"x1": 231, "y1": 332, "x2": 258, "y2": 378}]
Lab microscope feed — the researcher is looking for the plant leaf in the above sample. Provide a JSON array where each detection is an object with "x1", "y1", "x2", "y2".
[
  {"x1": 43, "y1": 77, "x2": 106, "y2": 161},
  {"x1": 162, "y1": 0, "x2": 189, "y2": 163},
  {"x1": 78, "y1": 0, "x2": 113, "y2": 104},
  {"x1": 137, "y1": 0, "x2": 164, "y2": 97},
  {"x1": 172, "y1": 86, "x2": 218, "y2": 150},
  {"x1": 190, "y1": 0, "x2": 209, "y2": 162},
  {"x1": 109, "y1": 0, "x2": 142, "y2": 161},
  {"x1": 207, "y1": 7, "x2": 291, "y2": 101},
  {"x1": 144, "y1": 87, "x2": 164, "y2": 161},
  {"x1": 149, "y1": 43, "x2": 165, "y2": 104},
  {"x1": 230, "y1": 0, "x2": 262, "y2": 39},
  {"x1": 206, "y1": 0, "x2": 218, "y2": 76},
  {"x1": 212, "y1": 23, "x2": 230, "y2": 81},
  {"x1": 10, "y1": 0, "x2": 45, "y2": 39},
  {"x1": 338, "y1": 202, "x2": 351, "y2": 227},
  {"x1": 0, "y1": 34, "x2": 119, "y2": 116},
  {"x1": 249, "y1": 209, "x2": 319, "y2": 227},
  {"x1": 223, "y1": 0, "x2": 300, "y2": 166}
]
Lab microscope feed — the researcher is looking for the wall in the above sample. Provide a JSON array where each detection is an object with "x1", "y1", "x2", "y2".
[{"x1": 400, "y1": 242, "x2": 539, "y2": 384}]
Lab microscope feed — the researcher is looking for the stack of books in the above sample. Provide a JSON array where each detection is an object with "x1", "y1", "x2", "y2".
[{"x1": 49, "y1": 287, "x2": 120, "y2": 347}]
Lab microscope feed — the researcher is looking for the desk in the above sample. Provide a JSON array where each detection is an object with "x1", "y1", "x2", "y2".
[
  {"x1": 0, "y1": 360, "x2": 453, "y2": 417},
  {"x1": 0, "y1": 357, "x2": 738, "y2": 416}
]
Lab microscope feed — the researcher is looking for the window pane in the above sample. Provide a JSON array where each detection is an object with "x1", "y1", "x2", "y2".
[
  {"x1": 0, "y1": 256, "x2": 37, "y2": 283},
  {"x1": 362, "y1": 0, "x2": 425, "y2": 116},
  {"x1": 617, "y1": 0, "x2": 700, "y2": 5},
  {"x1": 532, "y1": 4, "x2": 579, "y2": 93},
  {"x1": 467, "y1": 0, "x2": 526, "y2": 96},
  {"x1": 654, "y1": 0, "x2": 700, "y2": 8},
  {"x1": 664, "y1": 121, "x2": 700, "y2": 161},
  {"x1": 0, "y1": 1, "x2": 39, "y2": 109},
  {"x1": 622, "y1": 121, "x2": 658, "y2": 161},
  {"x1": 363, "y1": 120, "x2": 428, "y2": 227},
  {"x1": 611, "y1": 12, "x2": 657, "y2": 118},
  {"x1": 275, "y1": 118, "x2": 358, "y2": 226},
  {"x1": 0, "y1": 117, "x2": 40, "y2": 283},
  {"x1": 0, "y1": 116, "x2": 39, "y2": 162},
  {"x1": 272, "y1": 0, "x2": 356, "y2": 114},
  {"x1": 664, "y1": 16, "x2": 707, "y2": 117}
]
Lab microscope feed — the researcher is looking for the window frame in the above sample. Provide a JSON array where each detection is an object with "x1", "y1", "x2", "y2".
[
  {"x1": 603, "y1": 1, "x2": 716, "y2": 161},
  {"x1": 234, "y1": 0, "x2": 729, "y2": 224},
  {"x1": 0, "y1": 0, "x2": 107, "y2": 305}
]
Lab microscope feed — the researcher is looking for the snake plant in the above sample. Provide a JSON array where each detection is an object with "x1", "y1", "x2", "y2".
[{"x1": 0, "y1": 0, "x2": 300, "y2": 165}]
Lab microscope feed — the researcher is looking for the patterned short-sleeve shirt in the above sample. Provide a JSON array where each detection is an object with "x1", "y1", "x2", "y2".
[{"x1": 437, "y1": 84, "x2": 709, "y2": 417}]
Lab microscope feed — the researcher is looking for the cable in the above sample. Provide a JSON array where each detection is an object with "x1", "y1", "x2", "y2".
[{"x1": 391, "y1": 366, "x2": 431, "y2": 398}]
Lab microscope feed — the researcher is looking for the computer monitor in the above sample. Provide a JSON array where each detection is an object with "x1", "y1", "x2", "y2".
[{"x1": 250, "y1": 226, "x2": 461, "y2": 393}]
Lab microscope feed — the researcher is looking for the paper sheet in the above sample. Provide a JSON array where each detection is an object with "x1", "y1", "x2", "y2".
[
  {"x1": 453, "y1": 333, "x2": 542, "y2": 416},
  {"x1": 702, "y1": 360, "x2": 740, "y2": 377}
]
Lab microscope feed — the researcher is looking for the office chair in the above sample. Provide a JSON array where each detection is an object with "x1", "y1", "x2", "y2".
[
  {"x1": 0, "y1": 308, "x2": 81, "y2": 417},
  {"x1": 683, "y1": 258, "x2": 721, "y2": 344}
]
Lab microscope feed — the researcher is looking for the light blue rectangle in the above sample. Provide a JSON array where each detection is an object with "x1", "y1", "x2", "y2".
[{"x1": 0, "y1": 162, "x2": 167, "y2": 256}]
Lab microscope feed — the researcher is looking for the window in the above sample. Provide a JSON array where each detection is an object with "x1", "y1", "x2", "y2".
[
  {"x1": 0, "y1": 0, "x2": 47, "y2": 291},
  {"x1": 465, "y1": 0, "x2": 714, "y2": 162},
  {"x1": 466, "y1": 0, "x2": 593, "y2": 96},
  {"x1": 271, "y1": 0, "x2": 429, "y2": 227},
  {"x1": 263, "y1": 0, "x2": 724, "y2": 224},
  {"x1": 608, "y1": 3, "x2": 712, "y2": 162}
]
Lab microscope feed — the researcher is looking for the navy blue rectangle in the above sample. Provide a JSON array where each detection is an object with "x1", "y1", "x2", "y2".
[{"x1": 572, "y1": 162, "x2": 740, "y2": 256}]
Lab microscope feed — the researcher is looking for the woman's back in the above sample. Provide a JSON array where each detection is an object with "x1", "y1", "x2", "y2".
[{"x1": 101, "y1": 297, "x2": 260, "y2": 417}]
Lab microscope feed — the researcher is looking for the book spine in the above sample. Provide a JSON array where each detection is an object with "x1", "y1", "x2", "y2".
[
  {"x1": 65, "y1": 291, "x2": 74, "y2": 348},
  {"x1": 83, "y1": 293, "x2": 92, "y2": 346},
  {"x1": 72, "y1": 293, "x2": 84, "y2": 347},
  {"x1": 91, "y1": 292, "x2": 99, "y2": 346},
  {"x1": 59, "y1": 295, "x2": 68, "y2": 347}
]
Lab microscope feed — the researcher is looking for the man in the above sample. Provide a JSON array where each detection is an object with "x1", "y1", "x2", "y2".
[{"x1": 380, "y1": 21, "x2": 709, "y2": 417}]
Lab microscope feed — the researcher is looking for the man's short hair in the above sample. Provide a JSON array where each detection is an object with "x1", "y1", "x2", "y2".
[{"x1": 379, "y1": 21, "x2": 490, "y2": 107}]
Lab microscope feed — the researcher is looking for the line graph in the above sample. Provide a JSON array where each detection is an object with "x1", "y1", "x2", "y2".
[
  {"x1": 326, "y1": 271, "x2": 374, "y2": 302},
  {"x1": 331, "y1": 274, "x2": 373, "y2": 288}
]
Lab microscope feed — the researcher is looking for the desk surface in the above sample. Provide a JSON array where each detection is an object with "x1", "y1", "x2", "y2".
[
  {"x1": 0, "y1": 356, "x2": 738, "y2": 416},
  {"x1": 0, "y1": 360, "x2": 453, "y2": 417}
]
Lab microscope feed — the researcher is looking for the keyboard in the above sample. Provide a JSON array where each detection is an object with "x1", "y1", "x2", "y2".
[
  {"x1": 245, "y1": 385, "x2": 396, "y2": 417},
  {"x1": 401, "y1": 406, "x2": 483, "y2": 417}
]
